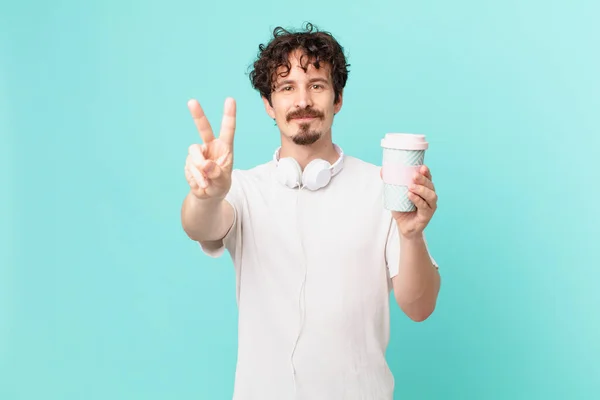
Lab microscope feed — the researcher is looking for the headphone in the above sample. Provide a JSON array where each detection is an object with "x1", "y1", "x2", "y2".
[{"x1": 273, "y1": 144, "x2": 345, "y2": 191}]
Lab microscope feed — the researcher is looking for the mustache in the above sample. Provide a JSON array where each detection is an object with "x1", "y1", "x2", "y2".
[{"x1": 286, "y1": 109, "x2": 324, "y2": 122}]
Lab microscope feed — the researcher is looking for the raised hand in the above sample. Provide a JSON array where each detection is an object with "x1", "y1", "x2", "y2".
[{"x1": 185, "y1": 98, "x2": 236, "y2": 201}]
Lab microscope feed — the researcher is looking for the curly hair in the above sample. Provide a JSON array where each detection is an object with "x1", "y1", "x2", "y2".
[{"x1": 249, "y1": 22, "x2": 350, "y2": 105}]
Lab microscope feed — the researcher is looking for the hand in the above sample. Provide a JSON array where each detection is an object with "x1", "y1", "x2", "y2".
[
  {"x1": 184, "y1": 98, "x2": 236, "y2": 201},
  {"x1": 392, "y1": 165, "x2": 438, "y2": 239}
]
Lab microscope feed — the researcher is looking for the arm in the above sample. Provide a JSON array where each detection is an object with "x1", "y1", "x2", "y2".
[
  {"x1": 387, "y1": 164, "x2": 441, "y2": 322},
  {"x1": 391, "y1": 232, "x2": 441, "y2": 322},
  {"x1": 181, "y1": 192, "x2": 234, "y2": 245},
  {"x1": 181, "y1": 97, "x2": 237, "y2": 247}
]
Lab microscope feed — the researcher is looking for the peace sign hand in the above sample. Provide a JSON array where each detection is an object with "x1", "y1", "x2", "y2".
[{"x1": 185, "y1": 98, "x2": 236, "y2": 201}]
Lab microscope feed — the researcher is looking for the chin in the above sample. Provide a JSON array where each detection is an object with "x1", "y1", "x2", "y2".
[{"x1": 292, "y1": 132, "x2": 321, "y2": 146}]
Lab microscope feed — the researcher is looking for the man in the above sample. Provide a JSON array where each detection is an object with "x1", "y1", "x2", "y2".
[{"x1": 181, "y1": 23, "x2": 441, "y2": 400}]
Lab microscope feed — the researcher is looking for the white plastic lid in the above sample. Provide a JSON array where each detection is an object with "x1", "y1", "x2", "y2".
[{"x1": 381, "y1": 133, "x2": 429, "y2": 150}]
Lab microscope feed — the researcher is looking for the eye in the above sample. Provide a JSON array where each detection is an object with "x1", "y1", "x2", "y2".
[{"x1": 280, "y1": 86, "x2": 293, "y2": 91}]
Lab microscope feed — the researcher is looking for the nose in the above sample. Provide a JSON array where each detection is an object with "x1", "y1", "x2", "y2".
[{"x1": 295, "y1": 87, "x2": 313, "y2": 109}]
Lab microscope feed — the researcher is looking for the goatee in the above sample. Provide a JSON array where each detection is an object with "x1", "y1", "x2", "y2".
[{"x1": 292, "y1": 122, "x2": 321, "y2": 145}]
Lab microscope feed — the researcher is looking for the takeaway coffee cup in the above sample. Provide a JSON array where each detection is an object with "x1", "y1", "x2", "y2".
[{"x1": 381, "y1": 133, "x2": 429, "y2": 212}]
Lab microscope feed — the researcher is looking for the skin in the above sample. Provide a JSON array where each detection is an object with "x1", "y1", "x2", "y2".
[{"x1": 181, "y1": 49, "x2": 440, "y2": 322}]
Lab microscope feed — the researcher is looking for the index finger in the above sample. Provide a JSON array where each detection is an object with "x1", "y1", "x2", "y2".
[
  {"x1": 188, "y1": 99, "x2": 215, "y2": 143},
  {"x1": 218, "y1": 97, "x2": 236, "y2": 146}
]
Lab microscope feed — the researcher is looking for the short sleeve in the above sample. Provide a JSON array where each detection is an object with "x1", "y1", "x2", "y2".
[
  {"x1": 198, "y1": 170, "x2": 244, "y2": 259},
  {"x1": 385, "y1": 220, "x2": 439, "y2": 279}
]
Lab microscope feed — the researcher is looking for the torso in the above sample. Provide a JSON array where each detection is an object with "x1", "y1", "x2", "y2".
[{"x1": 219, "y1": 156, "x2": 398, "y2": 400}]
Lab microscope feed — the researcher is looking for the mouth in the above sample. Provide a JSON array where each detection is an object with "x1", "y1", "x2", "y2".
[{"x1": 291, "y1": 117, "x2": 316, "y2": 122}]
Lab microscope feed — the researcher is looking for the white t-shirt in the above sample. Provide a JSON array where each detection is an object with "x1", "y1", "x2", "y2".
[{"x1": 200, "y1": 154, "x2": 437, "y2": 400}]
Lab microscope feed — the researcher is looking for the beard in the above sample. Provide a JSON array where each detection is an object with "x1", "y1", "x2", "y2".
[
  {"x1": 287, "y1": 108, "x2": 324, "y2": 146},
  {"x1": 292, "y1": 122, "x2": 322, "y2": 145}
]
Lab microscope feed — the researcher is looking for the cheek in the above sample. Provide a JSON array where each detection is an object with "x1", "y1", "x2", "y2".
[
  {"x1": 274, "y1": 106, "x2": 290, "y2": 122},
  {"x1": 276, "y1": 109, "x2": 288, "y2": 122},
  {"x1": 270, "y1": 101, "x2": 288, "y2": 120}
]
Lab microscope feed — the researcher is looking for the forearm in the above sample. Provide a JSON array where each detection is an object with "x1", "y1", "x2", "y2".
[
  {"x1": 393, "y1": 232, "x2": 441, "y2": 322},
  {"x1": 181, "y1": 192, "x2": 233, "y2": 242}
]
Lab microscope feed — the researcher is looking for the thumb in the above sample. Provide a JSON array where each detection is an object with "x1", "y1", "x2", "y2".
[{"x1": 203, "y1": 160, "x2": 222, "y2": 180}]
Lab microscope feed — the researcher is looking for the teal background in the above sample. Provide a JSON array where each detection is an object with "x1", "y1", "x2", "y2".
[{"x1": 2, "y1": 0, "x2": 599, "y2": 399}]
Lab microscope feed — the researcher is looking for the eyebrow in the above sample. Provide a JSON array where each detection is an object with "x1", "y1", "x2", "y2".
[{"x1": 276, "y1": 77, "x2": 330, "y2": 88}]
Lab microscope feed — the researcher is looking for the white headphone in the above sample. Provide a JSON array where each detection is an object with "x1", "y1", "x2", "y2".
[{"x1": 273, "y1": 144, "x2": 345, "y2": 191}]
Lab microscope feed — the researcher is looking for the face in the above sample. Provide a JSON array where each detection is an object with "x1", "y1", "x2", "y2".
[{"x1": 263, "y1": 50, "x2": 343, "y2": 146}]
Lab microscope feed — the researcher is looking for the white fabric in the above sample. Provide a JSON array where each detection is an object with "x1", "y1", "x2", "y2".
[{"x1": 199, "y1": 155, "x2": 438, "y2": 400}]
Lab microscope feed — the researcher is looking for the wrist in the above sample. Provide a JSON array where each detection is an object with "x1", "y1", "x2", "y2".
[
  {"x1": 398, "y1": 229, "x2": 425, "y2": 243},
  {"x1": 188, "y1": 191, "x2": 225, "y2": 209}
]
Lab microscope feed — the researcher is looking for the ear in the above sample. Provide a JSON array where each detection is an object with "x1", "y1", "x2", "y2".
[
  {"x1": 334, "y1": 91, "x2": 343, "y2": 115},
  {"x1": 262, "y1": 96, "x2": 276, "y2": 119}
]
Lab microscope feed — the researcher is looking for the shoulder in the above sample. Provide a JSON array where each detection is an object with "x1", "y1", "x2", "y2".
[
  {"x1": 339, "y1": 155, "x2": 381, "y2": 186},
  {"x1": 343, "y1": 155, "x2": 380, "y2": 172},
  {"x1": 326, "y1": 154, "x2": 386, "y2": 207},
  {"x1": 333, "y1": 154, "x2": 395, "y2": 236},
  {"x1": 229, "y1": 161, "x2": 275, "y2": 190},
  {"x1": 223, "y1": 162, "x2": 273, "y2": 207}
]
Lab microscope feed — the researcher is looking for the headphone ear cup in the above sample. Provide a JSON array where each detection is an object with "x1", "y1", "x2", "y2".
[
  {"x1": 276, "y1": 157, "x2": 303, "y2": 188},
  {"x1": 302, "y1": 159, "x2": 332, "y2": 191}
]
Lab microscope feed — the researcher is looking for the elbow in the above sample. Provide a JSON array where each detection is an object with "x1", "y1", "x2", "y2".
[
  {"x1": 396, "y1": 294, "x2": 438, "y2": 322},
  {"x1": 405, "y1": 306, "x2": 435, "y2": 322},
  {"x1": 181, "y1": 215, "x2": 204, "y2": 243},
  {"x1": 402, "y1": 272, "x2": 441, "y2": 322},
  {"x1": 182, "y1": 224, "x2": 199, "y2": 242},
  {"x1": 180, "y1": 214, "x2": 196, "y2": 241},
  {"x1": 181, "y1": 217, "x2": 206, "y2": 242}
]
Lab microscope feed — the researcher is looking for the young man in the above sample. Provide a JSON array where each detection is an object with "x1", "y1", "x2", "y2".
[{"x1": 181, "y1": 23, "x2": 441, "y2": 400}]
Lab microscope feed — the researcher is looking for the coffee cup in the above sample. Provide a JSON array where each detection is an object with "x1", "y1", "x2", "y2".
[{"x1": 381, "y1": 133, "x2": 429, "y2": 212}]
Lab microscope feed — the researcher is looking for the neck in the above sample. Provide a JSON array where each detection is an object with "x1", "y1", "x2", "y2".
[{"x1": 279, "y1": 136, "x2": 339, "y2": 170}]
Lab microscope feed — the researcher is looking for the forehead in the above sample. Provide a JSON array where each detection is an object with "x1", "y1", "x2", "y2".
[{"x1": 274, "y1": 50, "x2": 332, "y2": 83}]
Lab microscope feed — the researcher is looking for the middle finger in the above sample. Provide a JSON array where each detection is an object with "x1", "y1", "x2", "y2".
[{"x1": 413, "y1": 172, "x2": 435, "y2": 191}]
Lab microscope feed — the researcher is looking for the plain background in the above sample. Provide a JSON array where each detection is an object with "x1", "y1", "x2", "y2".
[{"x1": 1, "y1": 0, "x2": 599, "y2": 399}]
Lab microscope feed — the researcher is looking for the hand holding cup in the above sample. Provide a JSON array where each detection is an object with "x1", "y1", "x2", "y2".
[{"x1": 380, "y1": 133, "x2": 438, "y2": 238}]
